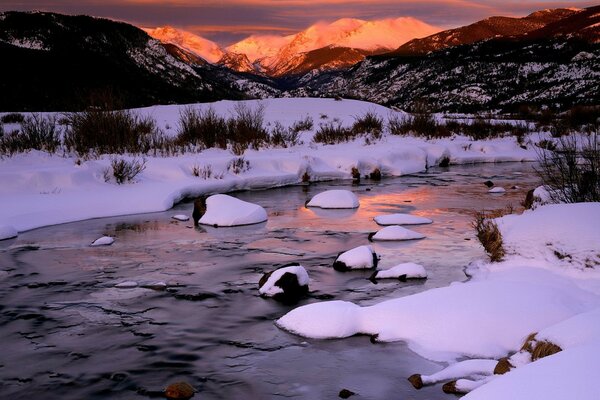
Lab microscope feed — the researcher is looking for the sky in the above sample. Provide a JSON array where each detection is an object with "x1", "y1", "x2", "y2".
[{"x1": 0, "y1": 1, "x2": 596, "y2": 45}]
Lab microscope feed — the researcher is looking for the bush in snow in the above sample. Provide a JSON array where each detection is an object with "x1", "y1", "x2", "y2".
[
  {"x1": 65, "y1": 108, "x2": 163, "y2": 155},
  {"x1": 0, "y1": 114, "x2": 59, "y2": 155},
  {"x1": 269, "y1": 121, "x2": 300, "y2": 148},
  {"x1": 472, "y1": 211, "x2": 505, "y2": 262},
  {"x1": 535, "y1": 133, "x2": 599, "y2": 203},
  {"x1": 176, "y1": 106, "x2": 228, "y2": 149},
  {"x1": 352, "y1": 111, "x2": 383, "y2": 140},
  {"x1": 290, "y1": 115, "x2": 314, "y2": 133},
  {"x1": 227, "y1": 157, "x2": 250, "y2": 175},
  {"x1": 1, "y1": 112, "x2": 25, "y2": 124},
  {"x1": 313, "y1": 122, "x2": 356, "y2": 144},
  {"x1": 104, "y1": 157, "x2": 146, "y2": 184},
  {"x1": 227, "y1": 102, "x2": 269, "y2": 151}
]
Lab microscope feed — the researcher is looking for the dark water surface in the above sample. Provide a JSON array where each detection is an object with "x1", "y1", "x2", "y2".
[{"x1": 0, "y1": 163, "x2": 539, "y2": 399}]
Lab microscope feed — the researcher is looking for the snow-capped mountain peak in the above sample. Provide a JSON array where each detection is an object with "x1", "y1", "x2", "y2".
[{"x1": 143, "y1": 25, "x2": 224, "y2": 63}]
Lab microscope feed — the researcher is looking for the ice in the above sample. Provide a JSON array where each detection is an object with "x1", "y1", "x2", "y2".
[
  {"x1": 90, "y1": 236, "x2": 114, "y2": 246},
  {"x1": 172, "y1": 214, "x2": 189, "y2": 221},
  {"x1": 372, "y1": 262, "x2": 427, "y2": 280},
  {"x1": 0, "y1": 225, "x2": 18, "y2": 240},
  {"x1": 488, "y1": 187, "x2": 506, "y2": 193}
]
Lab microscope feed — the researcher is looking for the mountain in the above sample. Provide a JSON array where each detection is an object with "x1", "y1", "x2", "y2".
[
  {"x1": 143, "y1": 25, "x2": 224, "y2": 63},
  {"x1": 261, "y1": 17, "x2": 440, "y2": 76},
  {"x1": 0, "y1": 11, "x2": 276, "y2": 111},
  {"x1": 288, "y1": 6, "x2": 600, "y2": 112},
  {"x1": 145, "y1": 17, "x2": 440, "y2": 77},
  {"x1": 391, "y1": 8, "x2": 579, "y2": 56}
]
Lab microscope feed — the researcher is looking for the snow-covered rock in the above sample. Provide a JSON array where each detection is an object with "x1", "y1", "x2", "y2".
[
  {"x1": 198, "y1": 194, "x2": 267, "y2": 227},
  {"x1": 488, "y1": 187, "x2": 506, "y2": 194},
  {"x1": 259, "y1": 264, "x2": 309, "y2": 301},
  {"x1": 374, "y1": 213, "x2": 432, "y2": 226},
  {"x1": 172, "y1": 214, "x2": 189, "y2": 221},
  {"x1": 306, "y1": 189, "x2": 359, "y2": 209},
  {"x1": 115, "y1": 281, "x2": 138, "y2": 288},
  {"x1": 0, "y1": 225, "x2": 18, "y2": 240},
  {"x1": 369, "y1": 225, "x2": 425, "y2": 241},
  {"x1": 333, "y1": 245, "x2": 378, "y2": 271},
  {"x1": 408, "y1": 359, "x2": 497, "y2": 389},
  {"x1": 91, "y1": 236, "x2": 114, "y2": 246},
  {"x1": 370, "y1": 262, "x2": 427, "y2": 282}
]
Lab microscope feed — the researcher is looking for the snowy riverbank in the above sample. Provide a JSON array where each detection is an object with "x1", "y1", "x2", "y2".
[
  {"x1": 0, "y1": 98, "x2": 538, "y2": 237},
  {"x1": 277, "y1": 201, "x2": 600, "y2": 398}
]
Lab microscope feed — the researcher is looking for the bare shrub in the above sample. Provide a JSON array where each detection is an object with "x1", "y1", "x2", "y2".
[
  {"x1": 65, "y1": 109, "x2": 162, "y2": 155},
  {"x1": 352, "y1": 111, "x2": 383, "y2": 141},
  {"x1": 387, "y1": 113, "x2": 412, "y2": 136},
  {"x1": 536, "y1": 133, "x2": 599, "y2": 203},
  {"x1": 191, "y1": 164, "x2": 213, "y2": 179},
  {"x1": 228, "y1": 103, "x2": 268, "y2": 150},
  {"x1": 351, "y1": 166, "x2": 360, "y2": 181},
  {"x1": 269, "y1": 121, "x2": 301, "y2": 148},
  {"x1": 227, "y1": 156, "x2": 250, "y2": 174},
  {"x1": 313, "y1": 122, "x2": 355, "y2": 144},
  {"x1": 1, "y1": 112, "x2": 25, "y2": 124},
  {"x1": 104, "y1": 157, "x2": 146, "y2": 184},
  {"x1": 176, "y1": 106, "x2": 227, "y2": 149},
  {"x1": 290, "y1": 116, "x2": 314, "y2": 133},
  {"x1": 473, "y1": 211, "x2": 506, "y2": 262},
  {"x1": 0, "y1": 114, "x2": 59, "y2": 155}
]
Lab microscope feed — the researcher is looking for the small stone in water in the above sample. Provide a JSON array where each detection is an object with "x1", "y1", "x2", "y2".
[
  {"x1": 172, "y1": 214, "x2": 189, "y2": 221},
  {"x1": 115, "y1": 281, "x2": 138, "y2": 289},
  {"x1": 339, "y1": 389, "x2": 355, "y2": 398},
  {"x1": 165, "y1": 381, "x2": 195, "y2": 399}
]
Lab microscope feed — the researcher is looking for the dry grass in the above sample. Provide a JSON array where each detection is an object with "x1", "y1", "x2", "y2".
[{"x1": 473, "y1": 211, "x2": 506, "y2": 262}]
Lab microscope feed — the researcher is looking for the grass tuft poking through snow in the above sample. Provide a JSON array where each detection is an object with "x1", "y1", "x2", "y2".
[{"x1": 473, "y1": 211, "x2": 505, "y2": 262}]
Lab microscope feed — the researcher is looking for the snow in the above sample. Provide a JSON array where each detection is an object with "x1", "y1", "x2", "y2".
[
  {"x1": 143, "y1": 26, "x2": 224, "y2": 63},
  {"x1": 115, "y1": 281, "x2": 138, "y2": 289},
  {"x1": 198, "y1": 194, "x2": 267, "y2": 227},
  {"x1": 488, "y1": 187, "x2": 506, "y2": 193},
  {"x1": 370, "y1": 225, "x2": 425, "y2": 241},
  {"x1": 259, "y1": 265, "x2": 309, "y2": 297},
  {"x1": 306, "y1": 189, "x2": 359, "y2": 209},
  {"x1": 373, "y1": 262, "x2": 427, "y2": 280},
  {"x1": 0, "y1": 225, "x2": 18, "y2": 241},
  {"x1": 374, "y1": 213, "x2": 432, "y2": 226},
  {"x1": 90, "y1": 236, "x2": 114, "y2": 246},
  {"x1": 464, "y1": 343, "x2": 600, "y2": 400},
  {"x1": 172, "y1": 214, "x2": 189, "y2": 221},
  {"x1": 421, "y1": 359, "x2": 496, "y2": 385},
  {"x1": 0, "y1": 98, "x2": 539, "y2": 235},
  {"x1": 335, "y1": 245, "x2": 376, "y2": 270}
]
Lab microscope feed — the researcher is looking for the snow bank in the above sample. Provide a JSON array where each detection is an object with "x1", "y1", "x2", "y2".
[
  {"x1": 464, "y1": 343, "x2": 600, "y2": 400},
  {"x1": 372, "y1": 262, "x2": 427, "y2": 280},
  {"x1": 374, "y1": 213, "x2": 432, "y2": 226},
  {"x1": 333, "y1": 245, "x2": 377, "y2": 271},
  {"x1": 0, "y1": 98, "x2": 539, "y2": 234},
  {"x1": 277, "y1": 267, "x2": 597, "y2": 361},
  {"x1": 306, "y1": 189, "x2": 359, "y2": 209},
  {"x1": 259, "y1": 265, "x2": 309, "y2": 297},
  {"x1": 369, "y1": 225, "x2": 425, "y2": 241},
  {"x1": 0, "y1": 225, "x2": 18, "y2": 241},
  {"x1": 198, "y1": 194, "x2": 267, "y2": 227}
]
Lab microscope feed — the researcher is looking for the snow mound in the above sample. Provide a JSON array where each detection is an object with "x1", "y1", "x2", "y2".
[
  {"x1": 372, "y1": 262, "x2": 427, "y2": 280},
  {"x1": 464, "y1": 343, "x2": 600, "y2": 400},
  {"x1": 488, "y1": 187, "x2": 506, "y2": 194},
  {"x1": 115, "y1": 281, "x2": 138, "y2": 289},
  {"x1": 333, "y1": 245, "x2": 377, "y2": 271},
  {"x1": 91, "y1": 236, "x2": 114, "y2": 246},
  {"x1": 277, "y1": 268, "x2": 595, "y2": 362},
  {"x1": 422, "y1": 359, "x2": 497, "y2": 386},
  {"x1": 369, "y1": 225, "x2": 425, "y2": 241},
  {"x1": 198, "y1": 194, "x2": 267, "y2": 227},
  {"x1": 306, "y1": 190, "x2": 359, "y2": 209},
  {"x1": 374, "y1": 213, "x2": 432, "y2": 226},
  {"x1": 259, "y1": 264, "x2": 309, "y2": 297},
  {"x1": 0, "y1": 225, "x2": 18, "y2": 240},
  {"x1": 172, "y1": 214, "x2": 189, "y2": 221}
]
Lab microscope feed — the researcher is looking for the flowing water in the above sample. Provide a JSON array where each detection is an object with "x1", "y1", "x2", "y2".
[{"x1": 0, "y1": 163, "x2": 540, "y2": 399}]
